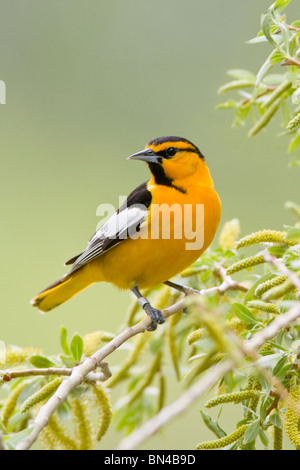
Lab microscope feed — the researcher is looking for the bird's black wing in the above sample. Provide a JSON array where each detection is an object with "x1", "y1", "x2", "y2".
[{"x1": 66, "y1": 182, "x2": 152, "y2": 274}]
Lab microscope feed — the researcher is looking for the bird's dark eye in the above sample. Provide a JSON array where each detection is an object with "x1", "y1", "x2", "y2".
[{"x1": 165, "y1": 147, "x2": 177, "y2": 158}]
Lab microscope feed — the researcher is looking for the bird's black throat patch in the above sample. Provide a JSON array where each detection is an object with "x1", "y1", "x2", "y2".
[{"x1": 148, "y1": 162, "x2": 186, "y2": 194}]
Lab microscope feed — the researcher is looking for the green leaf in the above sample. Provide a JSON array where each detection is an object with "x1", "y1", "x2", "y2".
[
  {"x1": 269, "y1": 51, "x2": 286, "y2": 66},
  {"x1": 259, "y1": 428, "x2": 269, "y2": 447},
  {"x1": 262, "y1": 12, "x2": 276, "y2": 46},
  {"x1": 200, "y1": 410, "x2": 226, "y2": 439},
  {"x1": 233, "y1": 104, "x2": 251, "y2": 127},
  {"x1": 60, "y1": 326, "x2": 70, "y2": 356},
  {"x1": 288, "y1": 132, "x2": 300, "y2": 153},
  {"x1": 29, "y1": 355, "x2": 56, "y2": 368},
  {"x1": 227, "y1": 69, "x2": 256, "y2": 81},
  {"x1": 278, "y1": 22, "x2": 292, "y2": 55},
  {"x1": 231, "y1": 303, "x2": 258, "y2": 324},
  {"x1": 285, "y1": 226, "x2": 300, "y2": 240},
  {"x1": 70, "y1": 334, "x2": 84, "y2": 363},
  {"x1": 270, "y1": 411, "x2": 282, "y2": 428},
  {"x1": 244, "y1": 419, "x2": 261, "y2": 444},
  {"x1": 217, "y1": 100, "x2": 238, "y2": 109},
  {"x1": 272, "y1": 354, "x2": 288, "y2": 377},
  {"x1": 273, "y1": 0, "x2": 291, "y2": 12},
  {"x1": 4, "y1": 426, "x2": 34, "y2": 450},
  {"x1": 256, "y1": 57, "x2": 272, "y2": 87},
  {"x1": 59, "y1": 354, "x2": 75, "y2": 368}
]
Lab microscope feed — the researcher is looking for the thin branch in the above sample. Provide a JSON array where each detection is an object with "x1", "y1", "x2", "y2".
[
  {"x1": 117, "y1": 359, "x2": 235, "y2": 450},
  {"x1": 118, "y1": 303, "x2": 300, "y2": 450},
  {"x1": 16, "y1": 274, "x2": 246, "y2": 451},
  {"x1": 1, "y1": 361, "x2": 111, "y2": 383}
]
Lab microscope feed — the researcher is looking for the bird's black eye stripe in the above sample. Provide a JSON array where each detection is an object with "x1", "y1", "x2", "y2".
[{"x1": 155, "y1": 147, "x2": 178, "y2": 159}]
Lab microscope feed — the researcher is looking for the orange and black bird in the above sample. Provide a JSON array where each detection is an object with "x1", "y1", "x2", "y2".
[{"x1": 31, "y1": 136, "x2": 221, "y2": 330}]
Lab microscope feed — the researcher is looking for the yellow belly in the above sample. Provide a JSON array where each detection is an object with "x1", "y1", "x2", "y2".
[{"x1": 89, "y1": 184, "x2": 221, "y2": 289}]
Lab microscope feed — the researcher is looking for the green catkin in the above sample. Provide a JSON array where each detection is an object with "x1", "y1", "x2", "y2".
[
  {"x1": 1, "y1": 380, "x2": 29, "y2": 428},
  {"x1": 219, "y1": 218, "x2": 241, "y2": 251},
  {"x1": 180, "y1": 266, "x2": 206, "y2": 278},
  {"x1": 3, "y1": 347, "x2": 42, "y2": 366},
  {"x1": 225, "y1": 317, "x2": 247, "y2": 335},
  {"x1": 83, "y1": 331, "x2": 115, "y2": 357},
  {"x1": 167, "y1": 311, "x2": 182, "y2": 381},
  {"x1": 106, "y1": 332, "x2": 149, "y2": 388},
  {"x1": 71, "y1": 396, "x2": 94, "y2": 450},
  {"x1": 196, "y1": 424, "x2": 248, "y2": 450},
  {"x1": 273, "y1": 426, "x2": 283, "y2": 450},
  {"x1": 41, "y1": 413, "x2": 78, "y2": 450},
  {"x1": 92, "y1": 384, "x2": 112, "y2": 442},
  {"x1": 218, "y1": 80, "x2": 255, "y2": 94},
  {"x1": 247, "y1": 300, "x2": 279, "y2": 314},
  {"x1": 235, "y1": 230, "x2": 297, "y2": 249},
  {"x1": 205, "y1": 390, "x2": 261, "y2": 409},
  {"x1": 284, "y1": 383, "x2": 300, "y2": 450},
  {"x1": 262, "y1": 278, "x2": 295, "y2": 301},
  {"x1": 158, "y1": 374, "x2": 166, "y2": 412},
  {"x1": 226, "y1": 254, "x2": 265, "y2": 275},
  {"x1": 248, "y1": 97, "x2": 282, "y2": 137},
  {"x1": 184, "y1": 352, "x2": 225, "y2": 386},
  {"x1": 244, "y1": 376, "x2": 262, "y2": 420},
  {"x1": 39, "y1": 426, "x2": 57, "y2": 450},
  {"x1": 262, "y1": 80, "x2": 292, "y2": 109},
  {"x1": 255, "y1": 275, "x2": 288, "y2": 297},
  {"x1": 258, "y1": 341, "x2": 273, "y2": 354},
  {"x1": 286, "y1": 112, "x2": 300, "y2": 132},
  {"x1": 127, "y1": 353, "x2": 161, "y2": 405},
  {"x1": 152, "y1": 285, "x2": 172, "y2": 310},
  {"x1": 187, "y1": 328, "x2": 206, "y2": 345},
  {"x1": 20, "y1": 377, "x2": 63, "y2": 413}
]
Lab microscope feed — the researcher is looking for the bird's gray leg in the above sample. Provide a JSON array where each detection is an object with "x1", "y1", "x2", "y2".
[
  {"x1": 163, "y1": 280, "x2": 200, "y2": 295},
  {"x1": 131, "y1": 284, "x2": 165, "y2": 331}
]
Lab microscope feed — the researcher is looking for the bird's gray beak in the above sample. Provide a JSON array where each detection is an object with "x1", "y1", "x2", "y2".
[{"x1": 127, "y1": 147, "x2": 160, "y2": 163}]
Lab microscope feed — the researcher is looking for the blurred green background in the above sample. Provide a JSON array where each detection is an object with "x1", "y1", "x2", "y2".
[{"x1": 1, "y1": 0, "x2": 299, "y2": 449}]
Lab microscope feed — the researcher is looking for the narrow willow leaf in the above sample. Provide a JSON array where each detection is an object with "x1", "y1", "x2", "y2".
[
  {"x1": 269, "y1": 51, "x2": 286, "y2": 66},
  {"x1": 262, "y1": 12, "x2": 276, "y2": 46},
  {"x1": 217, "y1": 100, "x2": 238, "y2": 109},
  {"x1": 70, "y1": 334, "x2": 84, "y2": 363},
  {"x1": 29, "y1": 355, "x2": 56, "y2": 368},
  {"x1": 244, "y1": 419, "x2": 261, "y2": 444},
  {"x1": 288, "y1": 132, "x2": 300, "y2": 153},
  {"x1": 227, "y1": 69, "x2": 256, "y2": 81},
  {"x1": 60, "y1": 326, "x2": 70, "y2": 356},
  {"x1": 272, "y1": 354, "x2": 288, "y2": 377},
  {"x1": 4, "y1": 427, "x2": 34, "y2": 450},
  {"x1": 278, "y1": 22, "x2": 292, "y2": 55},
  {"x1": 259, "y1": 428, "x2": 269, "y2": 447},
  {"x1": 256, "y1": 56, "x2": 272, "y2": 87},
  {"x1": 200, "y1": 410, "x2": 226, "y2": 439},
  {"x1": 231, "y1": 303, "x2": 257, "y2": 324},
  {"x1": 273, "y1": 0, "x2": 291, "y2": 12},
  {"x1": 285, "y1": 227, "x2": 300, "y2": 240},
  {"x1": 218, "y1": 80, "x2": 255, "y2": 94}
]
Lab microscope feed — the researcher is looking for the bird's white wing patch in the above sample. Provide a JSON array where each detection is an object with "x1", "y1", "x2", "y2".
[{"x1": 68, "y1": 204, "x2": 148, "y2": 273}]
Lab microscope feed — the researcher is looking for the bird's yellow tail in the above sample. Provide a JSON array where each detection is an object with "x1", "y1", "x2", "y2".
[{"x1": 31, "y1": 269, "x2": 94, "y2": 313}]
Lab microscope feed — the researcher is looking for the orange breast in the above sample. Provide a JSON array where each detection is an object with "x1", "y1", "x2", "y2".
[{"x1": 90, "y1": 184, "x2": 221, "y2": 289}]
